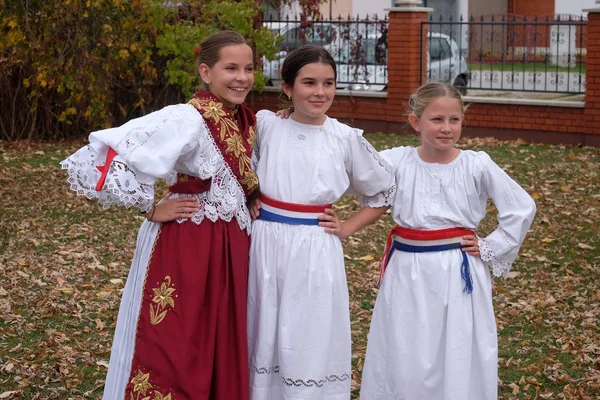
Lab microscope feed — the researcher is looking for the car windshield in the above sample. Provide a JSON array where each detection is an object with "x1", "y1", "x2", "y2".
[
  {"x1": 277, "y1": 24, "x2": 335, "y2": 52},
  {"x1": 332, "y1": 38, "x2": 386, "y2": 65},
  {"x1": 428, "y1": 37, "x2": 452, "y2": 61}
]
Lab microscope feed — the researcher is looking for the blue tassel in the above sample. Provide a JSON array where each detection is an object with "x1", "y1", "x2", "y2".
[{"x1": 461, "y1": 251, "x2": 473, "y2": 294}]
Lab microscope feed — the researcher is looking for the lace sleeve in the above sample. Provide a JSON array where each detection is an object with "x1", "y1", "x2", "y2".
[
  {"x1": 345, "y1": 132, "x2": 396, "y2": 204},
  {"x1": 476, "y1": 151, "x2": 537, "y2": 279},
  {"x1": 478, "y1": 237, "x2": 512, "y2": 279},
  {"x1": 60, "y1": 104, "x2": 202, "y2": 211},
  {"x1": 61, "y1": 145, "x2": 155, "y2": 211}
]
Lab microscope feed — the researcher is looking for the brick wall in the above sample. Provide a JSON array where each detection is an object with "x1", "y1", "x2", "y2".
[{"x1": 509, "y1": 0, "x2": 554, "y2": 17}]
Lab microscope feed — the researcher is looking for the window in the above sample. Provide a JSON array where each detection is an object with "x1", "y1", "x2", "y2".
[{"x1": 428, "y1": 37, "x2": 451, "y2": 61}]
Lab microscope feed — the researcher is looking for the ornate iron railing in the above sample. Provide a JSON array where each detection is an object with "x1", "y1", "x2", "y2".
[{"x1": 422, "y1": 14, "x2": 587, "y2": 94}]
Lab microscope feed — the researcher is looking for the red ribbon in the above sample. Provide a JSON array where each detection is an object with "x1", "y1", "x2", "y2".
[{"x1": 95, "y1": 147, "x2": 118, "y2": 191}]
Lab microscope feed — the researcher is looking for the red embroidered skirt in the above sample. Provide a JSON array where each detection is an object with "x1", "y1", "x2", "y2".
[{"x1": 123, "y1": 217, "x2": 250, "y2": 400}]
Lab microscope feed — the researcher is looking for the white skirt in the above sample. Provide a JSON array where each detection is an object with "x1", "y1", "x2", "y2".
[
  {"x1": 102, "y1": 220, "x2": 160, "y2": 400},
  {"x1": 248, "y1": 220, "x2": 352, "y2": 400},
  {"x1": 360, "y1": 249, "x2": 498, "y2": 400}
]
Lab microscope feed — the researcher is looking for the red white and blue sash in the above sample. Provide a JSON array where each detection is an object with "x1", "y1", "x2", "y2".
[
  {"x1": 379, "y1": 226, "x2": 475, "y2": 293},
  {"x1": 257, "y1": 195, "x2": 331, "y2": 226}
]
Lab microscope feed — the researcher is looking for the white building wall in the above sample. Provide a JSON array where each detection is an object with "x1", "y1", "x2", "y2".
[
  {"x1": 555, "y1": 0, "x2": 595, "y2": 15},
  {"x1": 353, "y1": 0, "x2": 390, "y2": 18}
]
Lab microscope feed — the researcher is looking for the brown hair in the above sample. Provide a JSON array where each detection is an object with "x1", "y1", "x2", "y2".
[
  {"x1": 407, "y1": 82, "x2": 466, "y2": 117},
  {"x1": 195, "y1": 31, "x2": 250, "y2": 88},
  {"x1": 280, "y1": 45, "x2": 337, "y2": 86}
]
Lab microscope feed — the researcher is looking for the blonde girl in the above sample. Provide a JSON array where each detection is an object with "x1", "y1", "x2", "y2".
[{"x1": 332, "y1": 82, "x2": 536, "y2": 400}]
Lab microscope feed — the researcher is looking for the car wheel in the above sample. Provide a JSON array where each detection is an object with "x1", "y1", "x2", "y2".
[
  {"x1": 453, "y1": 75, "x2": 468, "y2": 95},
  {"x1": 266, "y1": 79, "x2": 273, "y2": 87}
]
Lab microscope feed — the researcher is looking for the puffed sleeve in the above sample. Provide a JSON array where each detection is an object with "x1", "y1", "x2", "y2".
[
  {"x1": 252, "y1": 109, "x2": 274, "y2": 171},
  {"x1": 61, "y1": 104, "x2": 204, "y2": 211},
  {"x1": 476, "y1": 152, "x2": 537, "y2": 278},
  {"x1": 359, "y1": 146, "x2": 409, "y2": 208},
  {"x1": 343, "y1": 128, "x2": 396, "y2": 207}
]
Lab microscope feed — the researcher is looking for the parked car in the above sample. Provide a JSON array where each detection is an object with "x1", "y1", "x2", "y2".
[
  {"x1": 427, "y1": 32, "x2": 470, "y2": 93},
  {"x1": 262, "y1": 23, "x2": 469, "y2": 93}
]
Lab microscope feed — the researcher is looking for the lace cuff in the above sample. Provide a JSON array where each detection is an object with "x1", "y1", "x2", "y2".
[
  {"x1": 478, "y1": 237, "x2": 512, "y2": 279},
  {"x1": 61, "y1": 146, "x2": 154, "y2": 211},
  {"x1": 359, "y1": 185, "x2": 396, "y2": 208}
]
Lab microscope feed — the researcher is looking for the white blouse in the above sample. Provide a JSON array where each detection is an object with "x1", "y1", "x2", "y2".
[
  {"x1": 370, "y1": 146, "x2": 536, "y2": 278},
  {"x1": 254, "y1": 110, "x2": 396, "y2": 206},
  {"x1": 61, "y1": 104, "x2": 253, "y2": 231}
]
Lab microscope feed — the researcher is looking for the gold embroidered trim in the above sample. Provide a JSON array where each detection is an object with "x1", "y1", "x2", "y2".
[
  {"x1": 129, "y1": 369, "x2": 173, "y2": 400},
  {"x1": 150, "y1": 275, "x2": 176, "y2": 326},
  {"x1": 188, "y1": 98, "x2": 259, "y2": 194}
]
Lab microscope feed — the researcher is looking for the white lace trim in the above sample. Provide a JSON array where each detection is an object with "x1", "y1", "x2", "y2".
[
  {"x1": 61, "y1": 150, "x2": 155, "y2": 212},
  {"x1": 176, "y1": 117, "x2": 251, "y2": 231},
  {"x1": 479, "y1": 237, "x2": 512, "y2": 278},
  {"x1": 360, "y1": 186, "x2": 396, "y2": 208},
  {"x1": 61, "y1": 111, "x2": 251, "y2": 232},
  {"x1": 357, "y1": 136, "x2": 396, "y2": 207},
  {"x1": 357, "y1": 135, "x2": 395, "y2": 176}
]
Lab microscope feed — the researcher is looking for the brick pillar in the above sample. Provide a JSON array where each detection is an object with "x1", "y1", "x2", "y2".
[
  {"x1": 583, "y1": 4, "x2": 600, "y2": 135},
  {"x1": 385, "y1": 1, "x2": 433, "y2": 123}
]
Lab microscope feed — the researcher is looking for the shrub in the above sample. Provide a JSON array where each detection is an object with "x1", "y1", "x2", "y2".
[{"x1": 0, "y1": 0, "x2": 279, "y2": 140}]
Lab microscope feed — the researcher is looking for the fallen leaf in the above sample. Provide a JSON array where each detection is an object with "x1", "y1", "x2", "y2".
[
  {"x1": 357, "y1": 255, "x2": 374, "y2": 261},
  {"x1": 577, "y1": 243, "x2": 594, "y2": 250}
]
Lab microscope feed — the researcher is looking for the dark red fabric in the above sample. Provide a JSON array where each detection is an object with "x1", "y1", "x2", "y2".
[
  {"x1": 124, "y1": 218, "x2": 250, "y2": 400},
  {"x1": 168, "y1": 175, "x2": 212, "y2": 194}
]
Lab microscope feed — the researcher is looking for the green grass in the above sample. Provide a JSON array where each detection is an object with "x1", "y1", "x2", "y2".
[
  {"x1": 0, "y1": 136, "x2": 599, "y2": 399},
  {"x1": 470, "y1": 62, "x2": 586, "y2": 73}
]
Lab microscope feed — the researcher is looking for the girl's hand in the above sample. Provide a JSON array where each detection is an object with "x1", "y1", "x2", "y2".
[
  {"x1": 249, "y1": 199, "x2": 262, "y2": 220},
  {"x1": 460, "y1": 234, "x2": 480, "y2": 257},
  {"x1": 275, "y1": 108, "x2": 293, "y2": 119},
  {"x1": 150, "y1": 194, "x2": 200, "y2": 223},
  {"x1": 319, "y1": 208, "x2": 350, "y2": 240}
]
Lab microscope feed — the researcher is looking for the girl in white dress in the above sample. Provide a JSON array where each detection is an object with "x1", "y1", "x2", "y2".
[
  {"x1": 247, "y1": 45, "x2": 396, "y2": 400},
  {"x1": 330, "y1": 82, "x2": 536, "y2": 400}
]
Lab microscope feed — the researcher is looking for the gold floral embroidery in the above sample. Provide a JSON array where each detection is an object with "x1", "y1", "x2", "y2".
[
  {"x1": 188, "y1": 96, "x2": 259, "y2": 195},
  {"x1": 225, "y1": 133, "x2": 246, "y2": 158},
  {"x1": 238, "y1": 153, "x2": 252, "y2": 176},
  {"x1": 219, "y1": 117, "x2": 240, "y2": 141},
  {"x1": 248, "y1": 125, "x2": 256, "y2": 148},
  {"x1": 240, "y1": 171, "x2": 259, "y2": 190},
  {"x1": 128, "y1": 369, "x2": 174, "y2": 400},
  {"x1": 130, "y1": 370, "x2": 153, "y2": 399},
  {"x1": 193, "y1": 99, "x2": 226, "y2": 123},
  {"x1": 177, "y1": 174, "x2": 190, "y2": 183},
  {"x1": 149, "y1": 276, "x2": 175, "y2": 326}
]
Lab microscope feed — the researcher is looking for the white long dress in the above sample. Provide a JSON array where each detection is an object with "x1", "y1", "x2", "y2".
[
  {"x1": 359, "y1": 147, "x2": 536, "y2": 400},
  {"x1": 248, "y1": 110, "x2": 396, "y2": 400}
]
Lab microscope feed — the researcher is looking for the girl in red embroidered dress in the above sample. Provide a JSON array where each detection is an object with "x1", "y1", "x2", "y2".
[{"x1": 61, "y1": 31, "x2": 258, "y2": 400}]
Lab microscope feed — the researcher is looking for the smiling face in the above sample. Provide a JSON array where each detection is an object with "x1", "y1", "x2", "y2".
[
  {"x1": 282, "y1": 62, "x2": 336, "y2": 125},
  {"x1": 409, "y1": 95, "x2": 463, "y2": 163},
  {"x1": 198, "y1": 43, "x2": 254, "y2": 109}
]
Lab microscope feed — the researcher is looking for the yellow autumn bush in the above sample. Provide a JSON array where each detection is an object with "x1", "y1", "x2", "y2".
[{"x1": 0, "y1": 0, "x2": 279, "y2": 140}]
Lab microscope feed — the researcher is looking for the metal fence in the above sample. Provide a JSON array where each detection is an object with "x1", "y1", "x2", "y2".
[
  {"x1": 422, "y1": 14, "x2": 587, "y2": 94},
  {"x1": 261, "y1": 13, "x2": 587, "y2": 94},
  {"x1": 262, "y1": 14, "x2": 388, "y2": 91}
]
